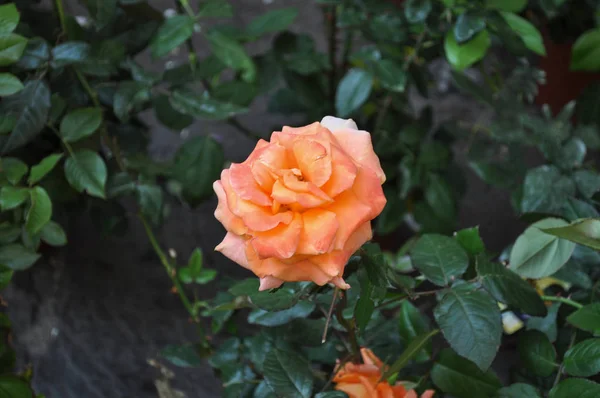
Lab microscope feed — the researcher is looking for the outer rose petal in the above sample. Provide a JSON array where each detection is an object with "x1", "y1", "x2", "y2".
[
  {"x1": 293, "y1": 140, "x2": 332, "y2": 187},
  {"x1": 321, "y1": 115, "x2": 358, "y2": 131},
  {"x1": 297, "y1": 209, "x2": 339, "y2": 255},
  {"x1": 420, "y1": 390, "x2": 435, "y2": 398},
  {"x1": 215, "y1": 233, "x2": 250, "y2": 269},
  {"x1": 325, "y1": 190, "x2": 372, "y2": 250},
  {"x1": 250, "y1": 213, "x2": 303, "y2": 259},
  {"x1": 361, "y1": 348, "x2": 384, "y2": 368},
  {"x1": 229, "y1": 163, "x2": 272, "y2": 206},
  {"x1": 259, "y1": 276, "x2": 284, "y2": 291},
  {"x1": 377, "y1": 383, "x2": 396, "y2": 398},
  {"x1": 321, "y1": 116, "x2": 386, "y2": 184},
  {"x1": 352, "y1": 167, "x2": 387, "y2": 219},
  {"x1": 213, "y1": 181, "x2": 247, "y2": 235}
]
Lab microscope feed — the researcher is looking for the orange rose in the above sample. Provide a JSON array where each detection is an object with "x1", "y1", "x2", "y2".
[
  {"x1": 334, "y1": 348, "x2": 435, "y2": 398},
  {"x1": 214, "y1": 116, "x2": 386, "y2": 290}
]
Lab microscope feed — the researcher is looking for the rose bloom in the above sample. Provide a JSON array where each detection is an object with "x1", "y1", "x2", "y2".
[
  {"x1": 334, "y1": 348, "x2": 435, "y2": 398},
  {"x1": 213, "y1": 116, "x2": 386, "y2": 290}
]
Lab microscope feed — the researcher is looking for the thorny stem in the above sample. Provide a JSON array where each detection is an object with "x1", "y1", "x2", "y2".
[{"x1": 541, "y1": 295, "x2": 584, "y2": 309}]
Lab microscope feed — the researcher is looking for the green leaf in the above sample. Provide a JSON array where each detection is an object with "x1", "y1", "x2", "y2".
[
  {"x1": 431, "y1": 348, "x2": 502, "y2": 398},
  {"x1": 500, "y1": 12, "x2": 546, "y2": 56},
  {"x1": 451, "y1": 71, "x2": 494, "y2": 104},
  {"x1": 26, "y1": 186, "x2": 52, "y2": 235},
  {"x1": 0, "y1": 73, "x2": 23, "y2": 96},
  {"x1": 0, "y1": 223, "x2": 20, "y2": 244},
  {"x1": 434, "y1": 283, "x2": 501, "y2": 370},
  {"x1": 361, "y1": 244, "x2": 389, "y2": 292},
  {"x1": 376, "y1": 188, "x2": 405, "y2": 235},
  {"x1": 527, "y1": 302, "x2": 560, "y2": 342},
  {"x1": 161, "y1": 344, "x2": 202, "y2": 368},
  {"x1": 573, "y1": 170, "x2": 600, "y2": 199},
  {"x1": 64, "y1": 149, "x2": 107, "y2": 199},
  {"x1": 486, "y1": 0, "x2": 526, "y2": 12},
  {"x1": 0, "y1": 376, "x2": 34, "y2": 398},
  {"x1": 248, "y1": 301, "x2": 315, "y2": 327},
  {"x1": 510, "y1": 218, "x2": 576, "y2": 279},
  {"x1": 444, "y1": 29, "x2": 490, "y2": 71},
  {"x1": 518, "y1": 330, "x2": 557, "y2": 377},
  {"x1": 40, "y1": 221, "x2": 67, "y2": 246},
  {"x1": 496, "y1": 383, "x2": 542, "y2": 398},
  {"x1": 264, "y1": 347, "x2": 312, "y2": 398},
  {"x1": 366, "y1": 59, "x2": 406, "y2": 93},
  {"x1": 150, "y1": 15, "x2": 195, "y2": 58},
  {"x1": 477, "y1": 258, "x2": 547, "y2": 316},
  {"x1": 136, "y1": 184, "x2": 163, "y2": 226},
  {"x1": 383, "y1": 329, "x2": 439, "y2": 379},
  {"x1": 424, "y1": 173, "x2": 456, "y2": 224},
  {"x1": 153, "y1": 95, "x2": 193, "y2": 131},
  {"x1": 59, "y1": 108, "x2": 102, "y2": 143},
  {"x1": 170, "y1": 89, "x2": 248, "y2": 120},
  {"x1": 16, "y1": 37, "x2": 50, "y2": 70},
  {"x1": 88, "y1": 0, "x2": 117, "y2": 29},
  {"x1": 198, "y1": 0, "x2": 233, "y2": 18},
  {"x1": 563, "y1": 338, "x2": 600, "y2": 377},
  {"x1": 314, "y1": 393, "x2": 348, "y2": 398},
  {"x1": 398, "y1": 301, "x2": 431, "y2": 361},
  {"x1": 0, "y1": 33, "x2": 27, "y2": 66},
  {"x1": 50, "y1": 41, "x2": 90, "y2": 68},
  {"x1": 113, "y1": 81, "x2": 151, "y2": 122},
  {"x1": 567, "y1": 303, "x2": 600, "y2": 335},
  {"x1": 404, "y1": 0, "x2": 432, "y2": 23},
  {"x1": 571, "y1": 29, "x2": 600, "y2": 71},
  {"x1": 171, "y1": 135, "x2": 224, "y2": 204},
  {"x1": 28, "y1": 153, "x2": 63, "y2": 185},
  {"x1": 0, "y1": 186, "x2": 28, "y2": 210},
  {"x1": 0, "y1": 244, "x2": 40, "y2": 270},
  {"x1": 555, "y1": 137, "x2": 586, "y2": 170},
  {"x1": 354, "y1": 294, "x2": 374, "y2": 333},
  {"x1": 454, "y1": 13, "x2": 486, "y2": 43},
  {"x1": 1, "y1": 157, "x2": 27, "y2": 184},
  {"x1": 246, "y1": 8, "x2": 298, "y2": 37},
  {"x1": 549, "y1": 378, "x2": 600, "y2": 398},
  {"x1": 228, "y1": 279, "x2": 300, "y2": 311},
  {"x1": 411, "y1": 234, "x2": 469, "y2": 286},
  {"x1": 541, "y1": 218, "x2": 600, "y2": 251},
  {"x1": 335, "y1": 68, "x2": 373, "y2": 118},
  {"x1": 207, "y1": 30, "x2": 256, "y2": 82},
  {"x1": 0, "y1": 4, "x2": 19, "y2": 34},
  {"x1": 521, "y1": 166, "x2": 575, "y2": 214},
  {"x1": 455, "y1": 226, "x2": 485, "y2": 256},
  {"x1": 0, "y1": 80, "x2": 51, "y2": 154}
]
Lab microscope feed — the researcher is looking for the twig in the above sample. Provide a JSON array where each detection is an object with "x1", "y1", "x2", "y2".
[
  {"x1": 322, "y1": 287, "x2": 340, "y2": 343},
  {"x1": 541, "y1": 295, "x2": 583, "y2": 309},
  {"x1": 335, "y1": 291, "x2": 360, "y2": 360}
]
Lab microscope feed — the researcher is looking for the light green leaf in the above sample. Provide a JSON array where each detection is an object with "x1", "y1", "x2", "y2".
[
  {"x1": 509, "y1": 218, "x2": 576, "y2": 279},
  {"x1": 246, "y1": 8, "x2": 298, "y2": 37},
  {"x1": 549, "y1": 378, "x2": 600, "y2": 398},
  {"x1": 571, "y1": 29, "x2": 600, "y2": 71},
  {"x1": 567, "y1": 303, "x2": 600, "y2": 335},
  {"x1": 0, "y1": 80, "x2": 51, "y2": 154},
  {"x1": 500, "y1": 12, "x2": 546, "y2": 56},
  {"x1": 0, "y1": 33, "x2": 27, "y2": 66},
  {"x1": 0, "y1": 376, "x2": 34, "y2": 398},
  {"x1": 404, "y1": 0, "x2": 432, "y2": 23},
  {"x1": 521, "y1": 166, "x2": 575, "y2": 214},
  {"x1": 64, "y1": 150, "x2": 107, "y2": 199},
  {"x1": 455, "y1": 226, "x2": 485, "y2": 255},
  {"x1": 1, "y1": 157, "x2": 27, "y2": 184},
  {"x1": 477, "y1": 258, "x2": 547, "y2": 316},
  {"x1": 40, "y1": 221, "x2": 67, "y2": 246},
  {"x1": 431, "y1": 348, "x2": 502, "y2": 398},
  {"x1": 0, "y1": 244, "x2": 40, "y2": 270},
  {"x1": 454, "y1": 13, "x2": 486, "y2": 43},
  {"x1": 573, "y1": 170, "x2": 600, "y2": 199},
  {"x1": 0, "y1": 4, "x2": 19, "y2": 34},
  {"x1": 434, "y1": 283, "x2": 501, "y2": 370},
  {"x1": 444, "y1": 29, "x2": 490, "y2": 71},
  {"x1": 28, "y1": 153, "x2": 63, "y2": 185},
  {"x1": 248, "y1": 302, "x2": 315, "y2": 327},
  {"x1": 26, "y1": 186, "x2": 52, "y2": 235},
  {"x1": 496, "y1": 383, "x2": 542, "y2": 398},
  {"x1": 0, "y1": 73, "x2": 23, "y2": 96},
  {"x1": 0, "y1": 186, "x2": 28, "y2": 210},
  {"x1": 59, "y1": 108, "x2": 102, "y2": 143},
  {"x1": 263, "y1": 347, "x2": 313, "y2": 398},
  {"x1": 383, "y1": 329, "x2": 439, "y2": 379},
  {"x1": 398, "y1": 301, "x2": 431, "y2": 362},
  {"x1": 335, "y1": 68, "x2": 373, "y2": 118},
  {"x1": 170, "y1": 89, "x2": 248, "y2": 120},
  {"x1": 411, "y1": 234, "x2": 469, "y2": 286},
  {"x1": 50, "y1": 41, "x2": 90, "y2": 68},
  {"x1": 518, "y1": 330, "x2": 557, "y2": 377},
  {"x1": 198, "y1": 0, "x2": 233, "y2": 18},
  {"x1": 541, "y1": 218, "x2": 600, "y2": 251},
  {"x1": 150, "y1": 15, "x2": 195, "y2": 58},
  {"x1": 207, "y1": 30, "x2": 256, "y2": 82},
  {"x1": 564, "y1": 339, "x2": 600, "y2": 377},
  {"x1": 485, "y1": 0, "x2": 527, "y2": 12}
]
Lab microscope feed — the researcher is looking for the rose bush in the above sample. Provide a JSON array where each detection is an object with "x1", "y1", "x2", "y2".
[{"x1": 214, "y1": 117, "x2": 386, "y2": 290}]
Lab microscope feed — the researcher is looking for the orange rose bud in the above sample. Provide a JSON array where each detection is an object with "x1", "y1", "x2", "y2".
[
  {"x1": 333, "y1": 348, "x2": 435, "y2": 398},
  {"x1": 214, "y1": 117, "x2": 386, "y2": 290}
]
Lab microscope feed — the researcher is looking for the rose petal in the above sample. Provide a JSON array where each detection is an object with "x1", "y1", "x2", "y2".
[
  {"x1": 259, "y1": 276, "x2": 284, "y2": 291},
  {"x1": 293, "y1": 140, "x2": 332, "y2": 187},
  {"x1": 376, "y1": 383, "x2": 396, "y2": 398},
  {"x1": 321, "y1": 116, "x2": 358, "y2": 131},
  {"x1": 271, "y1": 177, "x2": 333, "y2": 209},
  {"x1": 352, "y1": 166, "x2": 387, "y2": 219},
  {"x1": 213, "y1": 181, "x2": 247, "y2": 235},
  {"x1": 324, "y1": 190, "x2": 372, "y2": 250},
  {"x1": 222, "y1": 170, "x2": 293, "y2": 231},
  {"x1": 215, "y1": 233, "x2": 250, "y2": 269},
  {"x1": 250, "y1": 213, "x2": 303, "y2": 259},
  {"x1": 321, "y1": 145, "x2": 358, "y2": 198},
  {"x1": 330, "y1": 276, "x2": 351, "y2": 290},
  {"x1": 361, "y1": 348, "x2": 384, "y2": 368},
  {"x1": 229, "y1": 163, "x2": 272, "y2": 206},
  {"x1": 297, "y1": 209, "x2": 339, "y2": 255}
]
